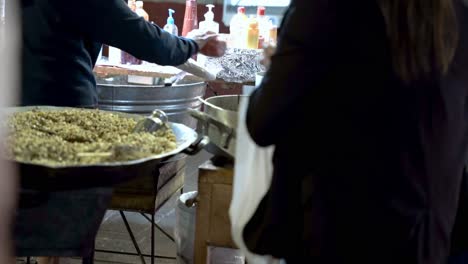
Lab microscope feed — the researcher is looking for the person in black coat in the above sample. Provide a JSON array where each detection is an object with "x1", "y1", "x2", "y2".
[
  {"x1": 18, "y1": 1, "x2": 225, "y2": 263},
  {"x1": 244, "y1": 0, "x2": 468, "y2": 263},
  {"x1": 21, "y1": 0, "x2": 225, "y2": 107}
]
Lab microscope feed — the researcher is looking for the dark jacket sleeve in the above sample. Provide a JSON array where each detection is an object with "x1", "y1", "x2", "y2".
[
  {"x1": 246, "y1": 0, "x2": 338, "y2": 146},
  {"x1": 55, "y1": 0, "x2": 198, "y2": 66}
]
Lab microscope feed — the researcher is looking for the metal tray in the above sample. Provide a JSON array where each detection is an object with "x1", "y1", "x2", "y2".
[{"x1": 2, "y1": 106, "x2": 203, "y2": 190}]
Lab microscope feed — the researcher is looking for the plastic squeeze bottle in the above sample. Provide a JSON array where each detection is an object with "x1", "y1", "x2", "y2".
[
  {"x1": 199, "y1": 4, "x2": 219, "y2": 34},
  {"x1": 229, "y1": 6, "x2": 247, "y2": 48},
  {"x1": 256, "y1": 6, "x2": 270, "y2": 48},
  {"x1": 135, "y1": 1, "x2": 149, "y2": 21},
  {"x1": 246, "y1": 16, "x2": 260, "y2": 49},
  {"x1": 268, "y1": 21, "x2": 278, "y2": 45},
  {"x1": 163, "y1": 9, "x2": 179, "y2": 36}
]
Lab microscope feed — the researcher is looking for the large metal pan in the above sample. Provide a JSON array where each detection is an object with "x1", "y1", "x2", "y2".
[{"x1": 2, "y1": 106, "x2": 207, "y2": 190}]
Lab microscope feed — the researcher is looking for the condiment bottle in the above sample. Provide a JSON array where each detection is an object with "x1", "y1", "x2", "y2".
[
  {"x1": 181, "y1": 0, "x2": 198, "y2": 37},
  {"x1": 163, "y1": 9, "x2": 179, "y2": 36},
  {"x1": 256, "y1": 6, "x2": 270, "y2": 48},
  {"x1": 246, "y1": 16, "x2": 259, "y2": 49},
  {"x1": 135, "y1": 1, "x2": 149, "y2": 21},
  {"x1": 199, "y1": 4, "x2": 219, "y2": 34},
  {"x1": 269, "y1": 22, "x2": 278, "y2": 46},
  {"x1": 229, "y1": 6, "x2": 247, "y2": 48}
]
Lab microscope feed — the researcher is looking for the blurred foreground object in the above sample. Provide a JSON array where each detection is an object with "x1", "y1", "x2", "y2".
[{"x1": 0, "y1": 0, "x2": 19, "y2": 262}]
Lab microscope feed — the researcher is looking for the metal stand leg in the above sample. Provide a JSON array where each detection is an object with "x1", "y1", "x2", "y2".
[
  {"x1": 94, "y1": 167, "x2": 177, "y2": 262},
  {"x1": 82, "y1": 240, "x2": 95, "y2": 264},
  {"x1": 140, "y1": 213, "x2": 175, "y2": 242},
  {"x1": 93, "y1": 249, "x2": 174, "y2": 259},
  {"x1": 151, "y1": 213, "x2": 155, "y2": 264},
  {"x1": 82, "y1": 253, "x2": 94, "y2": 264},
  {"x1": 120, "y1": 211, "x2": 146, "y2": 264},
  {"x1": 95, "y1": 212, "x2": 175, "y2": 260}
]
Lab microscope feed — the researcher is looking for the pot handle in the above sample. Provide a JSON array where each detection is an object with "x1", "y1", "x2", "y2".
[
  {"x1": 187, "y1": 108, "x2": 234, "y2": 134},
  {"x1": 183, "y1": 136, "x2": 210, "y2": 156},
  {"x1": 196, "y1": 96, "x2": 229, "y2": 112},
  {"x1": 188, "y1": 108, "x2": 236, "y2": 149}
]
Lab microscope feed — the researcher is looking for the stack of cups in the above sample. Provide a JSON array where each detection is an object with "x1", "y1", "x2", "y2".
[
  {"x1": 242, "y1": 71, "x2": 265, "y2": 95},
  {"x1": 256, "y1": 71, "x2": 265, "y2": 87}
]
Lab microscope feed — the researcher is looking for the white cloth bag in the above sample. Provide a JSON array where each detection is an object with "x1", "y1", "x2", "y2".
[{"x1": 229, "y1": 95, "x2": 279, "y2": 264}]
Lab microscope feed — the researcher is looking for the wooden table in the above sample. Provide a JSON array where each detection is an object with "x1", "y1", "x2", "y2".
[{"x1": 93, "y1": 64, "x2": 255, "y2": 87}]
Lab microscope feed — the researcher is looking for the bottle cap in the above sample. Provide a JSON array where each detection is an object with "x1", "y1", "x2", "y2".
[
  {"x1": 204, "y1": 4, "x2": 215, "y2": 21},
  {"x1": 238, "y1": 6, "x2": 246, "y2": 14},
  {"x1": 257, "y1": 6, "x2": 266, "y2": 16},
  {"x1": 167, "y1": 9, "x2": 175, "y2": 25}
]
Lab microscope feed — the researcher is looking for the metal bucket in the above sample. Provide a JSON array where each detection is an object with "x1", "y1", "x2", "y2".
[
  {"x1": 96, "y1": 76, "x2": 206, "y2": 129},
  {"x1": 175, "y1": 191, "x2": 198, "y2": 264}
]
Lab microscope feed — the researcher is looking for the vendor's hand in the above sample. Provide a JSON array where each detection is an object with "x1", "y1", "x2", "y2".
[{"x1": 187, "y1": 30, "x2": 227, "y2": 57}]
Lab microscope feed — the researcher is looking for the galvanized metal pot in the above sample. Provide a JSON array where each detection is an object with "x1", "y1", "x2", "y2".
[{"x1": 97, "y1": 77, "x2": 206, "y2": 129}]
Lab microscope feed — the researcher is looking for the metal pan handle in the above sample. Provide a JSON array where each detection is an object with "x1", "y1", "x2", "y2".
[
  {"x1": 183, "y1": 136, "x2": 210, "y2": 156},
  {"x1": 196, "y1": 96, "x2": 228, "y2": 113},
  {"x1": 187, "y1": 108, "x2": 234, "y2": 135}
]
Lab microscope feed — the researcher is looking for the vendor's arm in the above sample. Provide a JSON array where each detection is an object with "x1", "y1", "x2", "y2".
[
  {"x1": 57, "y1": 0, "x2": 198, "y2": 66},
  {"x1": 246, "y1": 0, "x2": 338, "y2": 146}
]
